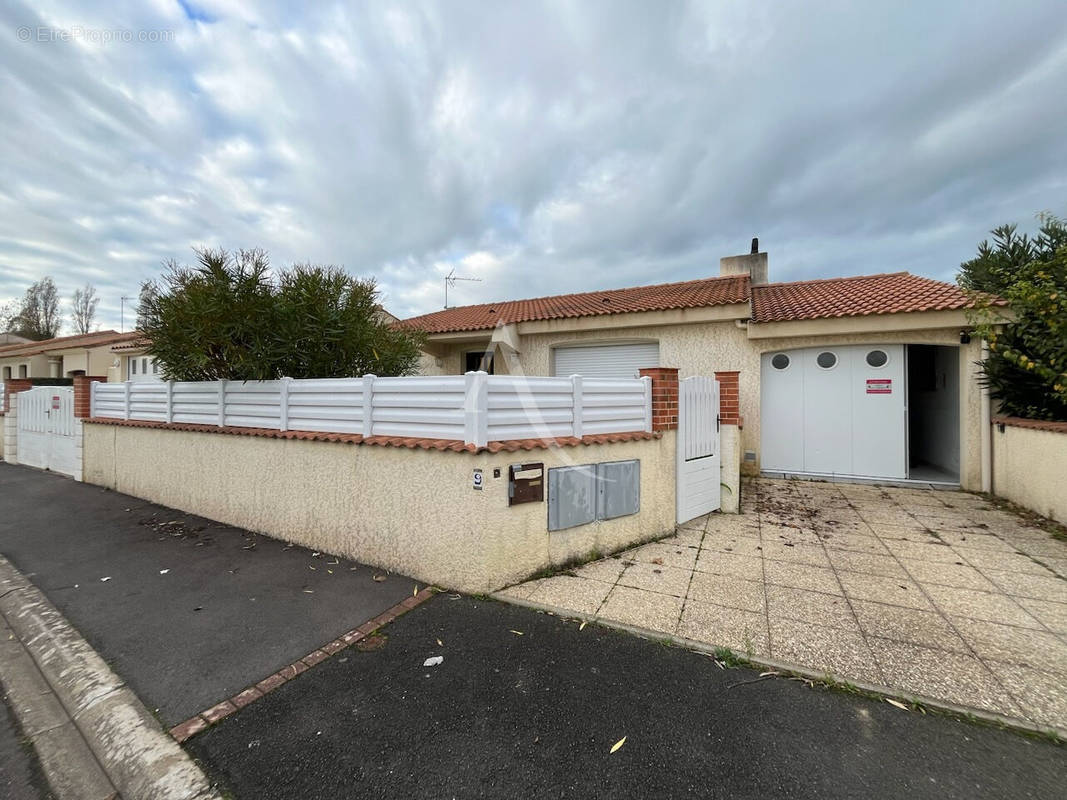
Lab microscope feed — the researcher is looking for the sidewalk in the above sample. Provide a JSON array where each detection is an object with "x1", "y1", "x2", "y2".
[{"x1": 0, "y1": 463, "x2": 417, "y2": 726}]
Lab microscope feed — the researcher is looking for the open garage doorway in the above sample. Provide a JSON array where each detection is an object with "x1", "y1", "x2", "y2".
[{"x1": 906, "y1": 345, "x2": 960, "y2": 484}]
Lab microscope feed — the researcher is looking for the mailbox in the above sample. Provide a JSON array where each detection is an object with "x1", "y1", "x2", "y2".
[{"x1": 508, "y1": 462, "x2": 544, "y2": 506}]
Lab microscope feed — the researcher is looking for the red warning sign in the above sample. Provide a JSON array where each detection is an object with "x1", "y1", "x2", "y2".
[
  {"x1": 866, "y1": 379, "x2": 892, "y2": 394},
  {"x1": 51, "y1": 395, "x2": 61, "y2": 409}
]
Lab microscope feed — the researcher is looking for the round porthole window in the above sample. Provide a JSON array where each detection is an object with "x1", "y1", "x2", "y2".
[
  {"x1": 866, "y1": 349, "x2": 889, "y2": 368},
  {"x1": 771, "y1": 353, "x2": 790, "y2": 370},
  {"x1": 816, "y1": 351, "x2": 837, "y2": 369}
]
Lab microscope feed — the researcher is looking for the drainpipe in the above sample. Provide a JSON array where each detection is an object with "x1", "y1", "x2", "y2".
[{"x1": 980, "y1": 340, "x2": 992, "y2": 494}]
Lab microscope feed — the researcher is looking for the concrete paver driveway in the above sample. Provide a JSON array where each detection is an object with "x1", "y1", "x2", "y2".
[{"x1": 498, "y1": 478, "x2": 1067, "y2": 733}]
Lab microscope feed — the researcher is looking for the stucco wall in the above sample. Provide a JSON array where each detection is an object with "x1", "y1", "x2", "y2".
[
  {"x1": 993, "y1": 423, "x2": 1067, "y2": 524},
  {"x1": 82, "y1": 424, "x2": 676, "y2": 593}
]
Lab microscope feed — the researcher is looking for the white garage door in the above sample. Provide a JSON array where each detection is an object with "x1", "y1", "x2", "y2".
[
  {"x1": 552, "y1": 343, "x2": 660, "y2": 379},
  {"x1": 760, "y1": 344, "x2": 906, "y2": 479}
]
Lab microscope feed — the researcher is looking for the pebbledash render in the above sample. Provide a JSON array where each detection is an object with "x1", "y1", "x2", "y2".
[{"x1": 401, "y1": 246, "x2": 1009, "y2": 491}]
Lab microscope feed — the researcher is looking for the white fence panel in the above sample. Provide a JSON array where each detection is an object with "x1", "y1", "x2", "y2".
[{"x1": 91, "y1": 372, "x2": 653, "y2": 445}]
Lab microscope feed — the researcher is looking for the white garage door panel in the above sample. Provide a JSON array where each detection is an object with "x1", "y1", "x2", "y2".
[
  {"x1": 759, "y1": 353, "x2": 804, "y2": 471},
  {"x1": 760, "y1": 345, "x2": 906, "y2": 480},
  {"x1": 552, "y1": 343, "x2": 660, "y2": 379}
]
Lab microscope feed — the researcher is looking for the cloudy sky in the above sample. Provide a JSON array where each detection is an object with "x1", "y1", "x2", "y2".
[{"x1": 2, "y1": 1, "x2": 1065, "y2": 332}]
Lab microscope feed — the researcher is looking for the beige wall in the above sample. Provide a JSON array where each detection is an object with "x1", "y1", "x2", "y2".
[
  {"x1": 993, "y1": 424, "x2": 1067, "y2": 524},
  {"x1": 0, "y1": 348, "x2": 117, "y2": 379},
  {"x1": 82, "y1": 424, "x2": 676, "y2": 593}
]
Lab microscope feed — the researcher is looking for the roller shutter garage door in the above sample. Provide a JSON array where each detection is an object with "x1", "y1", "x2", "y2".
[{"x1": 552, "y1": 343, "x2": 659, "y2": 379}]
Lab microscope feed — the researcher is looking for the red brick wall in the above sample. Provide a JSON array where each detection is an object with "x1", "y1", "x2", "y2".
[
  {"x1": 715, "y1": 371, "x2": 742, "y2": 426},
  {"x1": 639, "y1": 367, "x2": 679, "y2": 432},
  {"x1": 73, "y1": 375, "x2": 108, "y2": 419}
]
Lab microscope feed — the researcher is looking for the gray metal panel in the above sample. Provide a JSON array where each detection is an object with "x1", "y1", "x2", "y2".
[
  {"x1": 596, "y1": 460, "x2": 640, "y2": 520},
  {"x1": 547, "y1": 465, "x2": 597, "y2": 531}
]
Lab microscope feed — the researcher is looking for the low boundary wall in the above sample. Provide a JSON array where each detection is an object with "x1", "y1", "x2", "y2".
[
  {"x1": 992, "y1": 417, "x2": 1067, "y2": 524},
  {"x1": 82, "y1": 421, "x2": 675, "y2": 593}
]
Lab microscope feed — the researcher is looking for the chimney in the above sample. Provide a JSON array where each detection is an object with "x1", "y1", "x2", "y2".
[{"x1": 720, "y1": 238, "x2": 768, "y2": 285}]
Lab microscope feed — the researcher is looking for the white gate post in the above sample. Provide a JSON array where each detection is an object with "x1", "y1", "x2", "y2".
[
  {"x1": 464, "y1": 371, "x2": 488, "y2": 448},
  {"x1": 279, "y1": 377, "x2": 291, "y2": 432},
  {"x1": 123, "y1": 382, "x2": 131, "y2": 420},
  {"x1": 164, "y1": 380, "x2": 174, "y2": 424},
  {"x1": 2, "y1": 394, "x2": 17, "y2": 463},
  {"x1": 217, "y1": 380, "x2": 226, "y2": 427},
  {"x1": 640, "y1": 375, "x2": 652, "y2": 432},
  {"x1": 362, "y1": 374, "x2": 376, "y2": 437},
  {"x1": 570, "y1": 374, "x2": 583, "y2": 439}
]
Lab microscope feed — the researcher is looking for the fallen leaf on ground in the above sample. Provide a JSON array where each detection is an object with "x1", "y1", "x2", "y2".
[
  {"x1": 373, "y1": 574, "x2": 386, "y2": 582},
  {"x1": 303, "y1": 589, "x2": 314, "y2": 594},
  {"x1": 885, "y1": 698, "x2": 910, "y2": 711},
  {"x1": 436, "y1": 638, "x2": 443, "y2": 646},
  {"x1": 424, "y1": 656, "x2": 444, "y2": 667},
  {"x1": 159, "y1": 569, "x2": 169, "y2": 575},
  {"x1": 759, "y1": 671, "x2": 779, "y2": 677},
  {"x1": 100, "y1": 577, "x2": 111, "y2": 582},
  {"x1": 308, "y1": 565, "x2": 317, "y2": 570},
  {"x1": 579, "y1": 620, "x2": 587, "y2": 631},
  {"x1": 651, "y1": 558, "x2": 664, "y2": 565},
  {"x1": 413, "y1": 585, "x2": 419, "y2": 596},
  {"x1": 509, "y1": 630, "x2": 524, "y2": 636},
  {"x1": 610, "y1": 736, "x2": 626, "y2": 754},
  {"x1": 327, "y1": 569, "x2": 333, "y2": 574}
]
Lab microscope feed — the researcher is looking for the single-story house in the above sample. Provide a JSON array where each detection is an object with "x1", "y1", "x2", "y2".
[
  {"x1": 107, "y1": 337, "x2": 160, "y2": 383},
  {"x1": 0, "y1": 330, "x2": 142, "y2": 381},
  {"x1": 400, "y1": 246, "x2": 1008, "y2": 492}
]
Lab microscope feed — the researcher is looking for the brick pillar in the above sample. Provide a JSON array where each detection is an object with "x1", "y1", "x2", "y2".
[
  {"x1": 639, "y1": 367, "x2": 679, "y2": 432},
  {"x1": 2, "y1": 378, "x2": 33, "y2": 416},
  {"x1": 714, "y1": 371, "x2": 742, "y2": 426},
  {"x1": 73, "y1": 375, "x2": 108, "y2": 419}
]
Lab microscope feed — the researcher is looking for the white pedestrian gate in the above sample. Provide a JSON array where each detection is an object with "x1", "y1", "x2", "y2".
[
  {"x1": 677, "y1": 376, "x2": 720, "y2": 523},
  {"x1": 17, "y1": 387, "x2": 78, "y2": 477}
]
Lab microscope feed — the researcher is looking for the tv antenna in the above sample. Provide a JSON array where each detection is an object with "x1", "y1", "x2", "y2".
[{"x1": 444, "y1": 268, "x2": 481, "y2": 308}]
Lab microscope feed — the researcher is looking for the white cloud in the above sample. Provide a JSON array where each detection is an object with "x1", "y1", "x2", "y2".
[{"x1": 1, "y1": 0, "x2": 1066, "y2": 333}]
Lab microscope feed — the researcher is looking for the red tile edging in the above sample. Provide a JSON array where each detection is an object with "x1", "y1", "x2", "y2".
[
  {"x1": 168, "y1": 586, "x2": 437, "y2": 743},
  {"x1": 993, "y1": 416, "x2": 1067, "y2": 434},
  {"x1": 86, "y1": 416, "x2": 660, "y2": 453}
]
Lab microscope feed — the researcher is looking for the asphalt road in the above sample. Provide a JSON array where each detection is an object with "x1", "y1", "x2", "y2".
[
  {"x1": 187, "y1": 595, "x2": 1066, "y2": 800},
  {"x1": 0, "y1": 695, "x2": 50, "y2": 800},
  {"x1": 0, "y1": 463, "x2": 415, "y2": 725}
]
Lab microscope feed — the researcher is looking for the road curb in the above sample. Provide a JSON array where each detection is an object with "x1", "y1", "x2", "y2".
[
  {"x1": 493, "y1": 592, "x2": 1067, "y2": 741},
  {"x1": 0, "y1": 554, "x2": 222, "y2": 800}
]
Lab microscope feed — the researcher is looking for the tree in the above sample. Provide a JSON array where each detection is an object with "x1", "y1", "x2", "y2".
[
  {"x1": 135, "y1": 279, "x2": 158, "y2": 331},
  {"x1": 139, "y1": 247, "x2": 425, "y2": 381},
  {"x1": 961, "y1": 213, "x2": 1067, "y2": 421},
  {"x1": 10, "y1": 278, "x2": 61, "y2": 339},
  {"x1": 70, "y1": 283, "x2": 99, "y2": 334}
]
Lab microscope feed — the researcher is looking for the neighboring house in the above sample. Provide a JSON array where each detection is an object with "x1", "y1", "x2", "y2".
[
  {"x1": 0, "y1": 332, "x2": 32, "y2": 346},
  {"x1": 0, "y1": 330, "x2": 142, "y2": 381},
  {"x1": 400, "y1": 246, "x2": 1008, "y2": 491},
  {"x1": 108, "y1": 337, "x2": 160, "y2": 382}
]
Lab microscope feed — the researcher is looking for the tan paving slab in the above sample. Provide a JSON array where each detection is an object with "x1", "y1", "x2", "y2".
[
  {"x1": 955, "y1": 547, "x2": 1059, "y2": 575},
  {"x1": 820, "y1": 531, "x2": 892, "y2": 555},
  {"x1": 897, "y1": 558, "x2": 998, "y2": 592},
  {"x1": 616, "y1": 561, "x2": 692, "y2": 598},
  {"x1": 851, "y1": 600, "x2": 969, "y2": 653},
  {"x1": 761, "y1": 524, "x2": 822, "y2": 546},
  {"x1": 1015, "y1": 598, "x2": 1067, "y2": 634},
  {"x1": 1012, "y1": 538, "x2": 1067, "y2": 559},
  {"x1": 985, "y1": 661, "x2": 1067, "y2": 730},
  {"x1": 983, "y1": 569, "x2": 1067, "y2": 604},
  {"x1": 625, "y1": 541, "x2": 699, "y2": 571},
  {"x1": 935, "y1": 530, "x2": 1016, "y2": 551},
  {"x1": 526, "y1": 575, "x2": 613, "y2": 616},
  {"x1": 868, "y1": 637, "x2": 1021, "y2": 718},
  {"x1": 865, "y1": 523, "x2": 939, "y2": 541},
  {"x1": 1039, "y1": 557, "x2": 1067, "y2": 579},
  {"x1": 598, "y1": 585, "x2": 682, "y2": 633},
  {"x1": 764, "y1": 560, "x2": 841, "y2": 595},
  {"x1": 769, "y1": 618, "x2": 884, "y2": 685},
  {"x1": 666, "y1": 527, "x2": 705, "y2": 547},
  {"x1": 856, "y1": 508, "x2": 921, "y2": 526},
  {"x1": 694, "y1": 549, "x2": 764, "y2": 581},
  {"x1": 881, "y1": 539, "x2": 962, "y2": 563},
  {"x1": 677, "y1": 600, "x2": 769, "y2": 657},
  {"x1": 883, "y1": 489, "x2": 950, "y2": 507},
  {"x1": 687, "y1": 571, "x2": 766, "y2": 613},
  {"x1": 924, "y1": 585, "x2": 1042, "y2": 628},
  {"x1": 766, "y1": 585, "x2": 858, "y2": 631},
  {"x1": 700, "y1": 533, "x2": 765, "y2": 558},
  {"x1": 825, "y1": 549, "x2": 908, "y2": 579},
  {"x1": 574, "y1": 556, "x2": 627, "y2": 585},
  {"x1": 704, "y1": 515, "x2": 761, "y2": 538},
  {"x1": 836, "y1": 571, "x2": 934, "y2": 611},
  {"x1": 951, "y1": 617, "x2": 1067, "y2": 675},
  {"x1": 761, "y1": 541, "x2": 830, "y2": 568}
]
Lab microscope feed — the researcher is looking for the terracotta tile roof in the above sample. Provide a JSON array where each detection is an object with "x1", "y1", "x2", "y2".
[
  {"x1": 751, "y1": 272, "x2": 1005, "y2": 323},
  {"x1": 110, "y1": 336, "x2": 151, "y2": 353},
  {"x1": 399, "y1": 274, "x2": 751, "y2": 334},
  {"x1": 0, "y1": 330, "x2": 142, "y2": 358}
]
